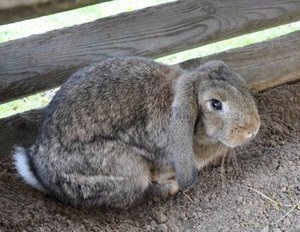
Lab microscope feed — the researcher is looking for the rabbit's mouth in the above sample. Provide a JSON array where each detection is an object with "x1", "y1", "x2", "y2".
[
  {"x1": 221, "y1": 134, "x2": 257, "y2": 148},
  {"x1": 220, "y1": 120, "x2": 260, "y2": 148},
  {"x1": 220, "y1": 141, "x2": 236, "y2": 148}
]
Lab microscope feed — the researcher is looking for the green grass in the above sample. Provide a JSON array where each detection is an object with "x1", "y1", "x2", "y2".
[
  {"x1": 0, "y1": 0, "x2": 300, "y2": 118},
  {"x1": 0, "y1": 91, "x2": 57, "y2": 118}
]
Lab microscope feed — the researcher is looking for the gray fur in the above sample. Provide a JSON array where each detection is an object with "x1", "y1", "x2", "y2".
[{"x1": 13, "y1": 57, "x2": 260, "y2": 208}]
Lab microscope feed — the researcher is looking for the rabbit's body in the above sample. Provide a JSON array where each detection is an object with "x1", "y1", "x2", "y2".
[{"x1": 14, "y1": 57, "x2": 260, "y2": 208}]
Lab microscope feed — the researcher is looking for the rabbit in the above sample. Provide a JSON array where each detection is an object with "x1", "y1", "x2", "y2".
[{"x1": 13, "y1": 56, "x2": 260, "y2": 208}]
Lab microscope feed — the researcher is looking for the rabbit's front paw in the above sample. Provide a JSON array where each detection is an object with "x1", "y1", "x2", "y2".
[{"x1": 150, "y1": 171, "x2": 179, "y2": 202}]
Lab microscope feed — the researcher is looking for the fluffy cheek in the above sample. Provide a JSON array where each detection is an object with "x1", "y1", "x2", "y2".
[
  {"x1": 223, "y1": 134, "x2": 246, "y2": 147},
  {"x1": 203, "y1": 113, "x2": 224, "y2": 138}
]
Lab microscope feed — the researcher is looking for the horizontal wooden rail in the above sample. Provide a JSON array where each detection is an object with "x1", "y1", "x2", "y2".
[
  {"x1": 180, "y1": 31, "x2": 300, "y2": 93},
  {"x1": 0, "y1": 0, "x2": 112, "y2": 25},
  {"x1": 1, "y1": 30, "x2": 300, "y2": 154},
  {"x1": 0, "y1": 108, "x2": 44, "y2": 154},
  {"x1": 1, "y1": 0, "x2": 300, "y2": 103}
]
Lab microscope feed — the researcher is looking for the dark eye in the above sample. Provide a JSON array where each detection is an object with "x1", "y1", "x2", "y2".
[{"x1": 211, "y1": 99, "x2": 222, "y2": 110}]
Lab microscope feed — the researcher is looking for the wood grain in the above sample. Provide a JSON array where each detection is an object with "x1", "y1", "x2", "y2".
[
  {"x1": 0, "y1": 0, "x2": 112, "y2": 25},
  {"x1": 1, "y1": 0, "x2": 300, "y2": 103},
  {"x1": 1, "y1": 30, "x2": 300, "y2": 154},
  {"x1": 180, "y1": 31, "x2": 300, "y2": 92}
]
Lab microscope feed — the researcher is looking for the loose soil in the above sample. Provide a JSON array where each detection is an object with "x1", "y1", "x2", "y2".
[{"x1": 0, "y1": 82, "x2": 299, "y2": 232}]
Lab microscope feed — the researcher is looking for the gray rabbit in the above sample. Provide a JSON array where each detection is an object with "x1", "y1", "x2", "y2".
[{"x1": 13, "y1": 57, "x2": 260, "y2": 208}]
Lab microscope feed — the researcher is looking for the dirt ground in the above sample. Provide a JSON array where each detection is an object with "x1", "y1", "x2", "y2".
[{"x1": 0, "y1": 82, "x2": 299, "y2": 232}]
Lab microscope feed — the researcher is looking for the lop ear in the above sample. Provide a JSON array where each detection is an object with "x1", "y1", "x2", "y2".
[{"x1": 171, "y1": 74, "x2": 198, "y2": 190}]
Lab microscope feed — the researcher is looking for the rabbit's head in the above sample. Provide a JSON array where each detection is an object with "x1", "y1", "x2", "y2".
[
  {"x1": 194, "y1": 61, "x2": 261, "y2": 147},
  {"x1": 171, "y1": 60, "x2": 260, "y2": 190}
]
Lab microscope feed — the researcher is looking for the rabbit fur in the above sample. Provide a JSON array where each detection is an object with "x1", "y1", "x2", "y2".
[{"x1": 13, "y1": 56, "x2": 260, "y2": 208}]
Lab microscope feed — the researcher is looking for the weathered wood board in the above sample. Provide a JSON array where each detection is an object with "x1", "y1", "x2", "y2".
[
  {"x1": 180, "y1": 31, "x2": 300, "y2": 93},
  {"x1": 1, "y1": 0, "x2": 300, "y2": 103},
  {"x1": 0, "y1": 0, "x2": 112, "y2": 25},
  {"x1": 1, "y1": 30, "x2": 300, "y2": 154}
]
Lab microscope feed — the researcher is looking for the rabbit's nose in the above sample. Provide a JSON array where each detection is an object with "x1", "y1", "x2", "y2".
[
  {"x1": 245, "y1": 131, "x2": 254, "y2": 139},
  {"x1": 244, "y1": 114, "x2": 261, "y2": 140},
  {"x1": 244, "y1": 127, "x2": 259, "y2": 139}
]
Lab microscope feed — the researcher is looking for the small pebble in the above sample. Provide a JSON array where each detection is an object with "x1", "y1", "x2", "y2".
[
  {"x1": 150, "y1": 220, "x2": 157, "y2": 228},
  {"x1": 280, "y1": 186, "x2": 287, "y2": 193},
  {"x1": 154, "y1": 212, "x2": 168, "y2": 223},
  {"x1": 145, "y1": 225, "x2": 152, "y2": 231},
  {"x1": 180, "y1": 213, "x2": 188, "y2": 222},
  {"x1": 192, "y1": 212, "x2": 198, "y2": 219},
  {"x1": 244, "y1": 210, "x2": 250, "y2": 216},
  {"x1": 237, "y1": 196, "x2": 243, "y2": 202},
  {"x1": 157, "y1": 224, "x2": 168, "y2": 232},
  {"x1": 261, "y1": 225, "x2": 269, "y2": 232}
]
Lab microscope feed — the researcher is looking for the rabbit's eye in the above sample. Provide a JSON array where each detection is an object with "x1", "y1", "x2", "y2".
[{"x1": 211, "y1": 99, "x2": 222, "y2": 110}]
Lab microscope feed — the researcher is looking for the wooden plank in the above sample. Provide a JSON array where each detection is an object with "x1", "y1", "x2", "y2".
[
  {"x1": 180, "y1": 31, "x2": 300, "y2": 93},
  {"x1": 1, "y1": 30, "x2": 300, "y2": 154},
  {"x1": 0, "y1": 0, "x2": 112, "y2": 25},
  {"x1": 0, "y1": 108, "x2": 44, "y2": 154},
  {"x1": 1, "y1": 0, "x2": 300, "y2": 103},
  {"x1": 1, "y1": 0, "x2": 50, "y2": 9}
]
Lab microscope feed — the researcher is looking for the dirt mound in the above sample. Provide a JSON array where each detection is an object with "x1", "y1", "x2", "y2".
[{"x1": 0, "y1": 82, "x2": 299, "y2": 232}]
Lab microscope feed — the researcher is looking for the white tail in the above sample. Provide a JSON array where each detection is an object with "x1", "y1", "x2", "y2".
[{"x1": 13, "y1": 147, "x2": 45, "y2": 192}]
